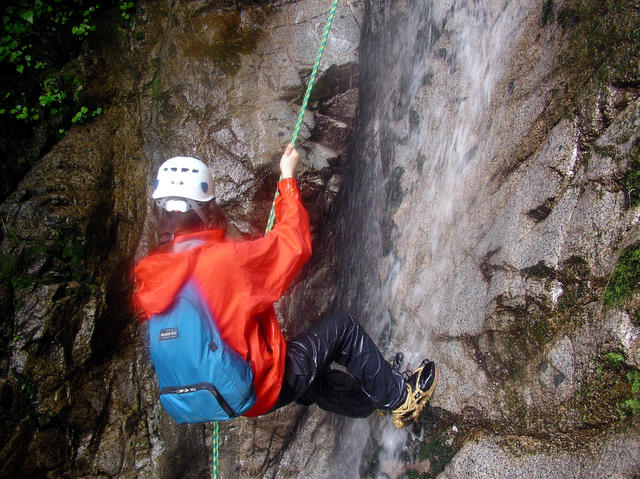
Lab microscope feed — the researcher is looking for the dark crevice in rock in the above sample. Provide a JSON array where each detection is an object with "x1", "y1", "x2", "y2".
[
  {"x1": 526, "y1": 196, "x2": 556, "y2": 222},
  {"x1": 302, "y1": 63, "x2": 360, "y2": 105},
  {"x1": 479, "y1": 247, "x2": 502, "y2": 282}
]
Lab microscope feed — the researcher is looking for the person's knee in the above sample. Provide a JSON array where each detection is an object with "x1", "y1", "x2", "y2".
[{"x1": 330, "y1": 311, "x2": 358, "y2": 331}]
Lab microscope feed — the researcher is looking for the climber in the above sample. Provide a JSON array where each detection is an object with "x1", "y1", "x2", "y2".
[{"x1": 133, "y1": 144, "x2": 437, "y2": 428}]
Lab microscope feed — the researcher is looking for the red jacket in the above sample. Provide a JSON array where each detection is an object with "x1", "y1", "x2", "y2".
[{"x1": 134, "y1": 178, "x2": 312, "y2": 416}]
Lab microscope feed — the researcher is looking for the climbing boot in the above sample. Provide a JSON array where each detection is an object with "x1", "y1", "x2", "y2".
[{"x1": 391, "y1": 359, "x2": 438, "y2": 429}]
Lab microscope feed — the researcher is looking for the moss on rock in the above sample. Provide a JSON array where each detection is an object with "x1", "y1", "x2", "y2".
[
  {"x1": 557, "y1": 0, "x2": 640, "y2": 88},
  {"x1": 605, "y1": 242, "x2": 640, "y2": 325}
]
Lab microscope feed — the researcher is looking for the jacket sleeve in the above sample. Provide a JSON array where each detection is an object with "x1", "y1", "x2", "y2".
[{"x1": 230, "y1": 178, "x2": 312, "y2": 309}]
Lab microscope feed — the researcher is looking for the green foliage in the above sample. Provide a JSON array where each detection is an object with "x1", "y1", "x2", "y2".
[
  {"x1": 71, "y1": 6, "x2": 98, "y2": 37},
  {"x1": 604, "y1": 351, "x2": 625, "y2": 368},
  {"x1": 12, "y1": 370, "x2": 37, "y2": 401},
  {"x1": 618, "y1": 370, "x2": 640, "y2": 419},
  {"x1": 0, "y1": 0, "x2": 129, "y2": 135},
  {"x1": 120, "y1": 1, "x2": 135, "y2": 21},
  {"x1": 71, "y1": 105, "x2": 101, "y2": 124},
  {"x1": 0, "y1": 0, "x2": 98, "y2": 124},
  {"x1": 38, "y1": 76, "x2": 66, "y2": 116},
  {"x1": 597, "y1": 351, "x2": 640, "y2": 421},
  {"x1": 605, "y1": 243, "x2": 640, "y2": 318}
]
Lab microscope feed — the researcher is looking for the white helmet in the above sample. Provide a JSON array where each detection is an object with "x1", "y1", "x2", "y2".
[{"x1": 152, "y1": 156, "x2": 214, "y2": 212}]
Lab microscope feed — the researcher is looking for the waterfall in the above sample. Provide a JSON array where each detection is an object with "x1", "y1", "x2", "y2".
[{"x1": 333, "y1": 0, "x2": 534, "y2": 476}]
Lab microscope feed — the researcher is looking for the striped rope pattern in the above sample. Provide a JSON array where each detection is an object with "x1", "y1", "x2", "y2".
[
  {"x1": 212, "y1": 421, "x2": 219, "y2": 478},
  {"x1": 265, "y1": 0, "x2": 340, "y2": 235},
  {"x1": 291, "y1": 0, "x2": 340, "y2": 148}
]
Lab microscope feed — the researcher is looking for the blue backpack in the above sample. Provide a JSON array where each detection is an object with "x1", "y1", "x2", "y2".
[{"x1": 148, "y1": 279, "x2": 256, "y2": 423}]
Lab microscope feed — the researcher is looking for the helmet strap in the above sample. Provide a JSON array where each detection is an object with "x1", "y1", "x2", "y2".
[
  {"x1": 154, "y1": 198, "x2": 212, "y2": 247},
  {"x1": 186, "y1": 199, "x2": 211, "y2": 227}
]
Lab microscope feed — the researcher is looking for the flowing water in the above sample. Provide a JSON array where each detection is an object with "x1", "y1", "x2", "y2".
[{"x1": 332, "y1": 0, "x2": 534, "y2": 476}]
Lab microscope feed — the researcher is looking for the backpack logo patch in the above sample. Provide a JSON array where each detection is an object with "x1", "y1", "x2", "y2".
[{"x1": 159, "y1": 327, "x2": 179, "y2": 340}]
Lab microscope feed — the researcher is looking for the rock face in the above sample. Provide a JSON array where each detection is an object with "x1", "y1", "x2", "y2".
[
  {"x1": 1, "y1": 0, "x2": 639, "y2": 478},
  {"x1": 0, "y1": 0, "x2": 361, "y2": 477}
]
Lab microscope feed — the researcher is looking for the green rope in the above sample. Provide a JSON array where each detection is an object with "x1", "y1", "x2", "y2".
[
  {"x1": 265, "y1": 0, "x2": 340, "y2": 235},
  {"x1": 212, "y1": 421, "x2": 219, "y2": 479},
  {"x1": 291, "y1": 0, "x2": 340, "y2": 148}
]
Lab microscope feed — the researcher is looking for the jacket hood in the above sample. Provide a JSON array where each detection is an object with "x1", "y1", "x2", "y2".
[{"x1": 134, "y1": 230, "x2": 225, "y2": 317}]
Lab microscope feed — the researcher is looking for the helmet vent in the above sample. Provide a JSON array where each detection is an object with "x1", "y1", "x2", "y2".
[
  {"x1": 192, "y1": 169, "x2": 199, "y2": 173},
  {"x1": 171, "y1": 167, "x2": 177, "y2": 171},
  {"x1": 181, "y1": 167, "x2": 189, "y2": 172}
]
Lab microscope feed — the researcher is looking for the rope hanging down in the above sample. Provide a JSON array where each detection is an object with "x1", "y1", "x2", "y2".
[
  {"x1": 211, "y1": 3, "x2": 340, "y2": 477},
  {"x1": 212, "y1": 421, "x2": 219, "y2": 478},
  {"x1": 264, "y1": 0, "x2": 340, "y2": 234}
]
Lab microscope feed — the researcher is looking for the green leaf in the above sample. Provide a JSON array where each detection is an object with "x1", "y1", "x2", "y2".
[
  {"x1": 21, "y1": 10, "x2": 34, "y2": 24},
  {"x1": 16, "y1": 64, "x2": 23, "y2": 73}
]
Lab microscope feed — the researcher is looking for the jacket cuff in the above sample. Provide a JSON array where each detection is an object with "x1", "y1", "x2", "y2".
[{"x1": 277, "y1": 177, "x2": 300, "y2": 197}]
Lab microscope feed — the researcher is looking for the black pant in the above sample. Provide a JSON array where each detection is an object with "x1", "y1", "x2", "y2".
[{"x1": 271, "y1": 312, "x2": 406, "y2": 417}]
